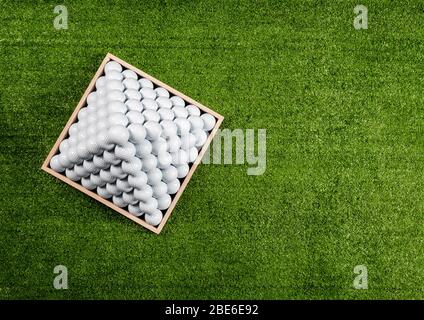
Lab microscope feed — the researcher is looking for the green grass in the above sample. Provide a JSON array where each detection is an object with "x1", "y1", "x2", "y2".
[{"x1": 2, "y1": 0, "x2": 424, "y2": 299}]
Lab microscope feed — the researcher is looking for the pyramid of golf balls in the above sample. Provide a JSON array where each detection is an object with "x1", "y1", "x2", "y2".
[{"x1": 49, "y1": 61, "x2": 216, "y2": 226}]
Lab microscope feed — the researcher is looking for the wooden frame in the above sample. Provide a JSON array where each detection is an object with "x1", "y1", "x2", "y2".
[{"x1": 41, "y1": 53, "x2": 224, "y2": 234}]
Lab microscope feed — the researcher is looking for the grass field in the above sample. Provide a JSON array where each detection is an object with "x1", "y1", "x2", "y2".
[{"x1": 2, "y1": 0, "x2": 424, "y2": 299}]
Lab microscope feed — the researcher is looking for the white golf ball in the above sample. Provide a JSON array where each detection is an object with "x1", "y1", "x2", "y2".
[
  {"x1": 172, "y1": 106, "x2": 188, "y2": 119},
  {"x1": 110, "y1": 164, "x2": 127, "y2": 179},
  {"x1": 125, "y1": 99, "x2": 143, "y2": 112},
  {"x1": 166, "y1": 135, "x2": 181, "y2": 153},
  {"x1": 152, "y1": 181, "x2": 168, "y2": 198},
  {"x1": 170, "y1": 96, "x2": 185, "y2": 107},
  {"x1": 139, "y1": 78, "x2": 154, "y2": 89},
  {"x1": 141, "y1": 154, "x2": 157, "y2": 172},
  {"x1": 112, "y1": 195, "x2": 127, "y2": 207},
  {"x1": 151, "y1": 137, "x2": 168, "y2": 155},
  {"x1": 157, "y1": 194, "x2": 172, "y2": 210},
  {"x1": 116, "y1": 178, "x2": 132, "y2": 193},
  {"x1": 122, "y1": 69, "x2": 138, "y2": 80},
  {"x1": 160, "y1": 120, "x2": 178, "y2": 138},
  {"x1": 106, "y1": 125, "x2": 129, "y2": 146},
  {"x1": 156, "y1": 97, "x2": 173, "y2": 109},
  {"x1": 186, "y1": 104, "x2": 201, "y2": 116},
  {"x1": 106, "y1": 183, "x2": 121, "y2": 196},
  {"x1": 147, "y1": 168, "x2": 162, "y2": 185},
  {"x1": 123, "y1": 78, "x2": 140, "y2": 90},
  {"x1": 115, "y1": 142, "x2": 136, "y2": 162},
  {"x1": 128, "y1": 203, "x2": 143, "y2": 216},
  {"x1": 144, "y1": 209, "x2": 163, "y2": 226},
  {"x1": 83, "y1": 159, "x2": 98, "y2": 174},
  {"x1": 85, "y1": 137, "x2": 102, "y2": 155},
  {"x1": 128, "y1": 123, "x2": 146, "y2": 144},
  {"x1": 134, "y1": 185, "x2": 153, "y2": 201},
  {"x1": 142, "y1": 98, "x2": 159, "y2": 111},
  {"x1": 166, "y1": 179, "x2": 181, "y2": 195},
  {"x1": 161, "y1": 165, "x2": 178, "y2": 183},
  {"x1": 171, "y1": 149, "x2": 188, "y2": 166},
  {"x1": 68, "y1": 123, "x2": 79, "y2": 136},
  {"x1": 50, "y1": 155, "x2": 65, "y2": 172},
  {"x1": 76, "y1": 142, "x2": 90, "y2": 160},
  {"x1": 126, "y1": 110, "x2": 145, "y2": 125},
  {"x1": 58, "y1": 152, "x2": 73, "y2": 168},
  {"x1": 201, "y1": 113, "x2": 216, "y2": 131},
  {"x1": 192, "y1": 128, "x2": 208, "y2": 147},
  {"x1": 174, "y1": 117, "x2": 191, "y2": 135},
  {"x1": 59, "y1": 139, "x2": 71, "y2": 153},
  {"x1": 97, "y1": 186, "x2": 112, "y2": 198},
  {"x1": 105, "y1": 61, "x2": 123, "y2": 74},
  {"x1": 65, "y1": 146, "x2": 82, "y2": 163},
  {"x1": 158, "y1": 108, "x2": 174, "y2": 121},
  {"x1": 144, "y1": 121, "x2": 162, "y2": 140},
  {"x1": 142, "y1": 109, "x2": 160, "y2": 122},
  {"x1": 122, "y1": 191, "x2": 137, "y2": 205},
  {"x1": 155, "y1": 87, "x2": 170, "y2": 98},
  {"x1": 106, "y1": 80, "x2": 125, "y2": 92},
  {"x1": 100, "y1": 169, "x2": 116, "y2": 184},
  {"x1": 139, "y1": 197, "x2": 159, "y2": 214},
  {"x1": 176, "y1": 163, "x2": 189, "y2": 179},
  {"x1": 78, "y1": 107, "x2": 90, "y2": 121},
  {"x1": 135, "y1": 139, "x2": 152, "y2": 157},
  {"x1": 124, "y1": 89, "x2": 142, "y2": 101},
  {"x1": 105, "y1": 70, "x2": 124, "y2": 81},
  {"x1": 128, "y1": 172, "x2": 148, "y2": 189},
  {"x1": 81, "y1": 176, "x2": 97, "y2": 190},
  {"x1": 179, "y1": 133, "x2": 196, "y2": 150},
  {"x1": 74, "y1": 163, "x2": 90, "y2": 178},
  {"x1": 107, "y1": 101, "x2": 127, "y2": 114},
  {"x1": 93, "y1": 155, "x2": 109, "y2": 169},
  {"x1": 103, "y1": 150, "x2": 120, "y2": 165},
  {"x1": 108, "y1": 112, "x2": 129, "y2": 127},
  {"x1": 188, "y1": 147, "x2": 198, "y2": 163},
  {"x1": 157, "y1": 151, "x2": 172, "y2": 169},
  {"x1": 121, "y1": 157, "x2": 142, "y2": 175},
  {"x1": 188, "y1": 115, "x2": 204, "y2": 131},
  {"x1": 90, "y1": 173, "x2": 105, "y2": 187},
  {"x1": 140, "y1": 87, "x2": 157, "y2": 100},
  {"x1": 96, "y1": 76, "x2": 106, "y2": 89},
  {"x1": 65, "y1": 168, "x2": 80, "y2": 181}
]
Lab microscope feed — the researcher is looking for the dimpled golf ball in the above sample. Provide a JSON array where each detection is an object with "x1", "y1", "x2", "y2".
[
  {"x1": 122, "y1": 69, "x2": 138, "y2": 80},
  {"x1": 50, "y1": 155, "x2": 65, "y2": 172},
  {"x1": 176, "y1": 163, "x2": 189, "y2": 178},
  {"x1": 186, "y1": 104, "x2": 201, "y2": 116},
  {"x1": 128, "y1": 203, "x2": 143, "y2": 216},
  {"x1": 126, "y1": 99, "x2": 143, "y2": 112},
  {"x1": 128, "y1": 172, "x2": 148, "y2": 189},
  {"x1": 157, "y1": 194, "x2": 172, "y2": 210},
  {"x1": 162, "y1": 165, "x2": 178, "y2": 182},
  {"x1": 144, "y1": 209, "x2": 163, "y2": 226},
  {"x1": 139, "y1": 78, "x2": 154, "y2": 89},
  {"x1": 140, "y1": 87, "x2": 157, "y2": 100},
  {"x1": 170, "y1": 96, "x2": 185, "y2": 108},
  {"x1": 201, "y1": 113, "x2": 216, "y2": 131},
  {"x1": 123, "y1": 78, "x2": 140, "y2": 90},
  {"x1": 155, "y1": 87, "x2": 170, "y2": 98},
  {"x1": 105, "y1": 61, "x2": 122, "y2": 74}
]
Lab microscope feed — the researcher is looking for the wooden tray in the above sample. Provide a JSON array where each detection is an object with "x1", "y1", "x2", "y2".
[{"x1": 41, "y1": 53, "x2": 224, "y2": 234}]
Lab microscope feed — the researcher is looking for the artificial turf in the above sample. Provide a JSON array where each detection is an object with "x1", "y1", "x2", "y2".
[{"x1": 2, "y1": 0, "x2": 424, "y2": 299}]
